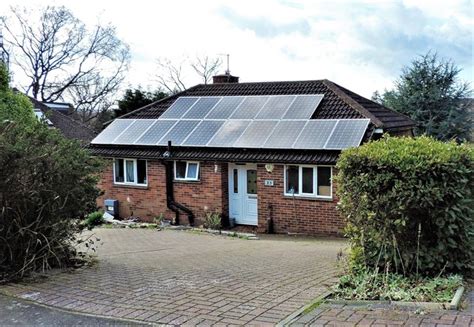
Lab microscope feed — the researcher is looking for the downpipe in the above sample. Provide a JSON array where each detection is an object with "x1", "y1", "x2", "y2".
[{"x1": 162, "y1": 141, "x2": 195, "y2": 226}]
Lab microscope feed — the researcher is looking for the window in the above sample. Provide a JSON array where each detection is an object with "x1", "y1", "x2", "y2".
[
  {"x1": 286, "y1": 165, "x2": 299, "y2": 194},
  {"x1": 284, "y1": 165, "x2": 332, "y2": 198},
  {"x1": 174, "y1": 161, "x2": 200, "y2": 181},
  {"x1": 317, "y1": 167, "x2": 331, "y2": 196},
  {"x1": 233, "y1": 169, "x2": 238, "y2": 193},
  {"x1": 247, "y1": 170, "x2": 257, "y2": 194},
  {"x1": 114, "y1": 158, "x2": 147, "y2": 186}
]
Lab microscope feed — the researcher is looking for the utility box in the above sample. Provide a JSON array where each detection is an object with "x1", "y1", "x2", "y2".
[{"x1": 104, "y1": 199, "x2": 119, "y2": 219}]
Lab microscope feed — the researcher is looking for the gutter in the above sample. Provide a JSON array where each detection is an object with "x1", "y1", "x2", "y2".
[{"x1": 162, "y1": 141, "x2": 195, "y2": 226}]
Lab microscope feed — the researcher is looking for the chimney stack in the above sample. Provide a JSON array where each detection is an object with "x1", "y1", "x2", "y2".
[{"x1": 212, "y1": 73, "x2": 239, "y2": 84}]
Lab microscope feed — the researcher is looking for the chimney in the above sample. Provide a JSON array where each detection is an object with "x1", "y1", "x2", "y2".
[{"x1": 212, "y1": 73, "x2": 239, "y2": 84}]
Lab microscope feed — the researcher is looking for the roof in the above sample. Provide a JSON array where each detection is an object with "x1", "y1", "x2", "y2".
[
  {"x1": 88, "y1": 145, "x2": 341, "y2": 164},
  {"x1": 90, "y1": 79, "x2": 414, "y2": 163},
  {"x1": 42, "y1": 102, "x2": 72, "y2": 114},
  {"x1": 29, "y1": 97, "x2": 97, "y2": 143},
  {"x1": 120, "y1": 79, "x2": 415, "y2": 132}
]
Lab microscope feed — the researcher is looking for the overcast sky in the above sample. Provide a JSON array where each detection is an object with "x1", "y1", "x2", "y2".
[{"x1": 1, "y1": 0, "x2": 472, "y2": 98}]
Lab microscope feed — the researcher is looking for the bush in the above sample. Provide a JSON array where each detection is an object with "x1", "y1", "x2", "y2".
[
  {"x1": 204, "y1": 211, "x2": 221, "y2": 230},
  {"x1": 84, "y1": 211, "x2": 104, "y2": 229},
  {"x1": 0, "y1": 121, "x2": 103, "y2": 282},
  {"x1": 336, "y1": 136, "x2": 473, "y2": 276}
]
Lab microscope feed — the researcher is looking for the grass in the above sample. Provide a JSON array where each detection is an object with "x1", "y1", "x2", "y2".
[{"x1": 302, "y1": 298, "x2": 325, "y2": 314}]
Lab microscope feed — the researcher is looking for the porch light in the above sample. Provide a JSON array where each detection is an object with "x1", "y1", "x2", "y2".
[{"x1": 265, "y1": 164, "x2": 274, "y2": 173}]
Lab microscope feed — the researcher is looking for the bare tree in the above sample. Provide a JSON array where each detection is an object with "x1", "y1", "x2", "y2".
[
  {"x1": 155, "y1": 55, "x2": 222, "y2": 94},
  {"x1": 155, "y1": 57, "x2": 187, "y2": 94},
  {"x1": 2, "y1": 6, "x2": 130, "y2": 123},
  {"x1": 191, "y1": 56, "x2": 222, "y2": 85}
]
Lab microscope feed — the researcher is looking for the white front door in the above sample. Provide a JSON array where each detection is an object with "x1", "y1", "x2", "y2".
[{"x1": 228, "y1": 163, "x2": 258, "y2": 226}]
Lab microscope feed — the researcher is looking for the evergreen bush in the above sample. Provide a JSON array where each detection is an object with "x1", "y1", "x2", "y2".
[
  {"x1": 336, "y1": 136, "x2": 473, "y2": 276},
  {"x1": 0, "y1": 121, "x2": 103, "y2": 282}
]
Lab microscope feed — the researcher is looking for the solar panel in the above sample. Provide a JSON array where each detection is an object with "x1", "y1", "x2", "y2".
[
  {"x1": 183, "y1": 97, "x2": 221, "y2": 119},
  {"x1": 159, "y1": 97, "x2": 199, "y2": 119},
  {"x1": 91, "y1": 119, "x2": 135, "y2": 144},
  {"x1": 264, "y1": 121, "x2": 307, "y2": 148},
  {"x1": 206, "y1": 96, "x2": 244, "y2": 119},
  {"x1": 292, "y1": 120, "x2": 337, "y2": 149},
  {"x1": 182, "y1": 120, "x2": 225, "y2": 146},
  {"x1": 325, "y1": 119, "x2": 370, "y2": 149},
  {"x1": 230, "y1": 96, "x2": 269, "y2": 119},
  {"x1": 135, "y1": 120, "x2": 177, "y2": 145},
  {"x1": 283, "y1": 95, "x2": 324, "y2": 119},
  {"x1": 234, "y1": 120, "x2": 278, "y2": 148},
  {"x1": 92, "y1": 93, "x2": 370, "y2": 151},
  {"x1": 114, "y1": 119, "x2": 155, "y2": 144},
  {"x1": 256, "y1": 95, "x2": 296, "y2": 119},
  {"x1": 208, "y1": 120, "x2": 250, "y2": 147},
  {"x1": 158, "y1": 120, "x2": 200, "y2": 145}
]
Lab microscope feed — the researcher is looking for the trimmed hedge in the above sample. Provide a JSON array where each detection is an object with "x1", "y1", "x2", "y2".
[{"x1": 336, "y1": 136, "x2": 473, "y2": 276}]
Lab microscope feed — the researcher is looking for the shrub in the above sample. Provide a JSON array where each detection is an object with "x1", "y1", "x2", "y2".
[
  {"x1": 0, "y1": 121, "x2": 103, "y2": 282},
  {"x1": 204, "y1": 211, "x2": 221, "y2": 230},
  {"x1": 153, "y1": 213, "x2": 164, "y2": 225},
  {"x1": 336, "y1": 136, "x2": 473, "y2": 276},
  {"x1": 84, "y1": 211, "x2": 104, "y2": 229},
  {"x1": 333, "y1": 270, "x2": 463, "y2": 302}
]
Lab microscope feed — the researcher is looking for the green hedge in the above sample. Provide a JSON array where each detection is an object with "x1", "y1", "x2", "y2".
[{"x1": 336, "y1": 136, "x2": 473, "y2": 276}]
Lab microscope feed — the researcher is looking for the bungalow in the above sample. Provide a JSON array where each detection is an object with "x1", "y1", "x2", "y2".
[{"x1": 89, "y1": 75, "x2": 414, "y2": 235}]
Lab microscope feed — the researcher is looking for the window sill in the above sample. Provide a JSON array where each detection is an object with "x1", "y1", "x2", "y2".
[
  {"x1": 113, "y1": 183, "x2": 149, "y2": 190},
  {"x1": 283, "y1": 195, "x2": 333, "y2": 201},
  {"x1": 173, "y1": 179, "x2": 201, "y2": 184}
]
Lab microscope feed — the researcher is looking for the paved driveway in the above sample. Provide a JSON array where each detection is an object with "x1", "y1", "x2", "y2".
[{"x1": 1, "y1": 229, "x2": 345, "y2": 325}]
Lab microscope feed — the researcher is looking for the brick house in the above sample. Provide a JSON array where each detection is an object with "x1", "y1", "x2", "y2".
[{"x1": 89, "y1": 75, "x2": 414, "y2": 236}]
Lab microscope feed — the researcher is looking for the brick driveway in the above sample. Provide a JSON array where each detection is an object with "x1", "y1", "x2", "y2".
[
  {"x1": 1, "y1": 229, "x2": 345, "y2": 325},
  {"x1": 289, "y1": 302, "x2": 473, "y2": 326}
]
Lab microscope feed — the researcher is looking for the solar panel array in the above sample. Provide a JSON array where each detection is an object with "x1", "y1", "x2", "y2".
[
  {"x1": 91, "y1": 95, "x2": 370, "y2": 150},
  {"x1": 161, "y1": 95, "x2": 323, "y2": 120}
]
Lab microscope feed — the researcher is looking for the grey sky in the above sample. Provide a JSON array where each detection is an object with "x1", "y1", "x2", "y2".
[{"x1": 1, "y1": 0, "x2": 472, "y2": 98}]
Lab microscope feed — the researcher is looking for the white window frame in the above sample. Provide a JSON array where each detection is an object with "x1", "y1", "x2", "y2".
[
  {"x1": 174, "y1": 161, "x2": 200, "y2": 181},
  {"x1": 283, "y1": 165, "x2": 332, "y2": 199},
  {"x1": 113, "y1": 158, "x2": 148, "y2": 186}
]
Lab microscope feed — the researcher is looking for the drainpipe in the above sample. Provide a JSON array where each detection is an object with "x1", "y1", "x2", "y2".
[{"x1": 163, "y1": 141, "x2": 195, "y2": 226}]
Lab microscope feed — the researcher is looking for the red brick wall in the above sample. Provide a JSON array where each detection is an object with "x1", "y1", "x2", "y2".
[
  {"x1": 173, "y1": 162, "x2": 227, "y2": 225},
  {"x1": 97, "y1": 160, "x2": 228, "y2": 226},
  {"x1": 256, "y1": 164, "x2": 344, "y2": 236},
  {"x1": 97, "y1": 160, "x2": 344, "y2": 235},
  {"x1": 97, "y1": 160, "x2": 169, "y2": 220}
]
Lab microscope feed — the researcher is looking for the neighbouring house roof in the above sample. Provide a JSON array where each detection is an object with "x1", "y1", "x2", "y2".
[
  {"x1": 41, "y1": 102, "x2": 73, "y2": 115},
  {"x1": 89, "y1": 79, "x2": 413, "y2": 163},
  {"x1": 29, "y1": 97, "x2": 97, "y2": 143}
]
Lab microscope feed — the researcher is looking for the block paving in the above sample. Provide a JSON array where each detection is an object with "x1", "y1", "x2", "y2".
[
  {"x1": 290, "y1": 296, "x2": 474, "y2": 326},
  {"x1": 1, "y1": 229, "x2": 345, "y2": 325}
]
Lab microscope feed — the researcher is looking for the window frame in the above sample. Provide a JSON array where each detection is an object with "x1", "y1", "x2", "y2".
[
  {"x1": 283, "y1": 165, "x2": 332, "y2": 199},
  {"x1": 113, "y1": 158, "x2": 148, "y2": 186},
  {"x1": 174, "y1": 161, "x2": 200, "y2": 181}
]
